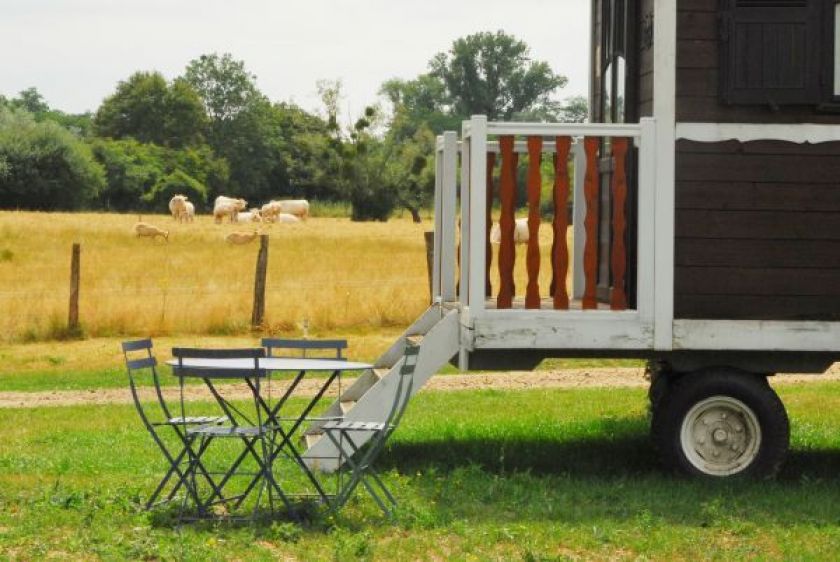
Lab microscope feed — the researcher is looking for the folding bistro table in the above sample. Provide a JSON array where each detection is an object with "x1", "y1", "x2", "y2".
[{"x1": 166, "y1": 356, "x2": 373, "y2": 514}]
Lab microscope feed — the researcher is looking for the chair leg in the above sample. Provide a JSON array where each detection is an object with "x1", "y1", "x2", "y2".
[{"x1": 323, "y1": 429, "x2": 395, "y2": 517}]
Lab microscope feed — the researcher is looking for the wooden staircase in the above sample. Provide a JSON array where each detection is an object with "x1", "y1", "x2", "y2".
[{"x1": 301, "y1": 304, "x2": 460, "y2": 471}]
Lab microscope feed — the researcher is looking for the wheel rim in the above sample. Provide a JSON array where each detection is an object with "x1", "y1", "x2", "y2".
[{"x1": 679, "y1": 395, "x2": 762, "y2": 476}]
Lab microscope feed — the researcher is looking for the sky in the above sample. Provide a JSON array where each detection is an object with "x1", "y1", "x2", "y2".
[{"x1": 0, "y1": 0, "x2": 591, "y2": 117}]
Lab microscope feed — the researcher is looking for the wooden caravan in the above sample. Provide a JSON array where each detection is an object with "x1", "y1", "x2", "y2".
[{"x1": 305, "y1": 0, "x2": 840, "y2": 479}]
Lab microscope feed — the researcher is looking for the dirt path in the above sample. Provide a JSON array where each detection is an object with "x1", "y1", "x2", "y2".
[{"x1": 3, "y1": 365, "x2": 840, "y2": 409}]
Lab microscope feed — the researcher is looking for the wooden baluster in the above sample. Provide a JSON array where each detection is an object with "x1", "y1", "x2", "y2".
[
  {"x1": 582, "y1": 137, "x2": 600, "y2": 310},
  {"x1": 551, "y1": 136, "x2": 571, "y2": 309},
  {"x1": 485, "y1": 151, "x2": 496, "y2": 298},
  {"x1": 525, "y1": 136, "x2": 542, "y2": 309},
  {"x1": 497, "y1": 136, "x2": 516, "y2": 309},
  {"x1": 610, "y1": 137, "x2": 629, "y2": 311}
]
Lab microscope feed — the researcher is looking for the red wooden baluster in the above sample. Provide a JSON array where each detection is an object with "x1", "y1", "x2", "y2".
[
  {"x1": 486, "y1": 151, "x2": 496, "y2": 298},
  {"x1": 525, "y1": 136, "x2": 542, "y2": 309},
  {"x1": 582, "y1": 137, "x2": 600, "y2": 310},
  {"x1": 497, "y1": 136, "x2": 516, "y2": 309},
  {"x1": 610, "y1": 137, "x2": 629, "y2": 311},
  {"x1": 552, "y1": 136, "x2": 571, "y2": 310}
]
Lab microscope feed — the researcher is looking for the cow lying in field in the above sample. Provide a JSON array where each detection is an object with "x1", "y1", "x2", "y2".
[{"x1": 225, "y1": 230, "x2": 259, "y2": 245}]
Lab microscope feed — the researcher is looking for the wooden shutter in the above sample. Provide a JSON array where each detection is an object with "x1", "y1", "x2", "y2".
[{"x1": 720, "y1": 0, "x2": 823, "y2": 105}]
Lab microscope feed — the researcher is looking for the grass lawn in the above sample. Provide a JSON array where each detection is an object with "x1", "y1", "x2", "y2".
[{"x1": 3, "y1": 384, "x2": 840, "y2": 560}]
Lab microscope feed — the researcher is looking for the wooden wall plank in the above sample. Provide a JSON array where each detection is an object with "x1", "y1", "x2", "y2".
[
  {"x1": 676, "y1": 210, "x2": 840, "y2": 240},
  {"x1": 676, "y1": 239, "x2": 840, "y2": 269},
  {"x1": 676, "y1": 267, "x2": 840, "y2": 296},
  {"x1": 676, "y1": 295, "x2": 840, "y2": 321}
]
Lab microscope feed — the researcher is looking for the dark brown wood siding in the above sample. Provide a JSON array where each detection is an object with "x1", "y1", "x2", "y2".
[
  {"x1": 638, "y1": 0, "x2": 654, "y2": 117},
  {"x1": 675, "y1": 140, "x2": 840, "y2": 321},
  {"x1": 676, "y1": 0, "x2": 840, "y2": 124}
]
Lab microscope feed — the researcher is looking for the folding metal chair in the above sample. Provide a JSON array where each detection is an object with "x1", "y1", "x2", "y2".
[
  {"x1": 120, "y1": 339, "x2": 226, "y2": 510},
  {"x1": 261, "y1": 338, "x2": 348, "y2": 360},
  {"x1": 320, "y1": 343, "x2": 420, "y2": 517},
  {"x1": 171, "y1": 347, "x2": 292, "y2": 520}
]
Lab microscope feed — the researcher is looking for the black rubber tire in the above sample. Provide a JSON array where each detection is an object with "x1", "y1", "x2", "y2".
[
  {"x1": 656, "y1": 369, "x2": 789, "y2": 478},
  {"x1": 648, "y1": 367, "x2": 675, "y2": 454}
]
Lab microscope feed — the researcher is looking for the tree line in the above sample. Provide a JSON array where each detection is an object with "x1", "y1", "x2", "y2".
[{"x1": 0, "y1": 31, "x2": 587, "y2": 221}]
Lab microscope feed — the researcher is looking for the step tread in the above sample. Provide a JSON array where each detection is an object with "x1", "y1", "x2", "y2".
[
  {"x1": 373, "y1": 368, "x2": 389, "y2": 380},
  {"x1": 339, "y1": 400, "x2": 356, "y2": 414},
  {"x1": 406, "y1": 335, "x2": 424, "y2": 346}
]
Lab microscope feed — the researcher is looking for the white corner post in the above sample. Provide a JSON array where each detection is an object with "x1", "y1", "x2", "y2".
[
  {"x1": 653, "y1": 0, "x2": 677, "y2": 351},
  {"x1": 637, "y1": 118, "x2": 657, "y2": 328},
  {"x1": 467, "y1": 115, "x2": 488, "y2": 318},
  {"x1": 441, "y1": 132, "x2": 458, "y2": 302},
  {"x1": 458, "y1": 120, "x2": 473, "y2": 370},
  {"x1": 432, "y1": 136, "x2": 443, "y2": 302}
]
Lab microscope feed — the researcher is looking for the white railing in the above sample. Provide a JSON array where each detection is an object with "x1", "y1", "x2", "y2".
[{"x1": 433, "y1": 116, "x2": 657, "y2": 326}]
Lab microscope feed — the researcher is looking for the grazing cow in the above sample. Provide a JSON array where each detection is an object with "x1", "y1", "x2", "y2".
[
  {"x1": 276, "y1": 199, "x2": 309, "y2": 220},
  {"x1": 490, "y1": 218, "x2": 530, "y2": 245},
  {"x1": 225, "y1": 230, "x2": 259, "y2": 245},
  {"x1": 213, "y1": 196, "x2": 247, "y2": 224},
  {"x1": 169, "y1": 195, "x2": 188, "y2": 221},
  {"x1": 183, "y1": 201, "x2": 195, "y2": 223},
  {"x1": 134, "y1": 222, "x2": 169, "y2": 242}
]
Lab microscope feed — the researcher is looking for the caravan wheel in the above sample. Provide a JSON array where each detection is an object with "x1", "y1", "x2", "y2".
[{"x1": 656, "y1": 369, "x2": 789, "y2": 478}]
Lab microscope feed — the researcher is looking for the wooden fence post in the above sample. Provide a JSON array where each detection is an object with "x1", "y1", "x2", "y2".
[
  {"x1": 251, "y1": 235, "x2": 269, "y2": 330},
  {"x1": 424, "y1": 231, "x2": 435, "y2": 302},
  {"x1": 68, "y1": 243, "x2": 80, "y2": 333}
]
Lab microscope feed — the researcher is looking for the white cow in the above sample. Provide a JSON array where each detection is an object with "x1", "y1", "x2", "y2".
[
  {"x1": 490, "y1": 218, "x2": 530, "y2": 245},
  {"x1": 278, "y1": 199, "x2": 309, "y2": 220},
  {"x1": 183, "y1": 201, "x2": 195, "y2": 222},
  {"x1": 234, "y1": 209, "x2": 263, "y2": 224},
  {"x1": 263, "y1": 199, "x2": 309, "y2": 221},
  {"x1": 168, "y1": 195, "x2": 188, "y2": 222},
  {"x1": 213, "y1": 196, "x2": 247, "y2": 224},
  {"x1": 274, "y1": 213, "x2": 301, "y2": 224}
]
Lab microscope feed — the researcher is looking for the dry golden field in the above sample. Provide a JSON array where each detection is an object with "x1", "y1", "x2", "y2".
[{"x1": 0, "y1": 210, "x2": 569, "y2": 344}]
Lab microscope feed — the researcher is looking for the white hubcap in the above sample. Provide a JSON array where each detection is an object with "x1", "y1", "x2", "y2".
[{"x1": 680, "y1": 396, "x2": 761, "y2": 476}]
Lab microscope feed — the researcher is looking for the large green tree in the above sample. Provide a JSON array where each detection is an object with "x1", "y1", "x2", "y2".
[
  {"x1": 93, "y1": 72, "x2": 207, "y2": 148},
  {"x1": 428, "y1": 30, "x2": 567, "y2": 121},
  {"x1": 184, "y1": 53, "x2": 259, "y2": 124},
  {"x1": 0, "y1": 107, "x2": 105, "y2": 210}
]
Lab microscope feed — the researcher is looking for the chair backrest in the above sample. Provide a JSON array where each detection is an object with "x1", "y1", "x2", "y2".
[
  {"x1": 171, "y1": 347, "x2": 266, "y2": 379},
  {"x1": 261, "y1": 338, "x2": 348, "y2": 360},
  {"x1": 121, "y1": 338, "x2": 173, "y2": 426}
]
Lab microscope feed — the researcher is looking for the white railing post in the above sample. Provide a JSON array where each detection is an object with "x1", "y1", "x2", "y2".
[
  {"x1": 459, "y1": 122, "x2": 471, "y2": 309},
  {"x1": 467, "y1": 115, "x2": 488, "y2": 316},
  {"x1": 571, "y1": 140, "x2": 586, "y2": 300},
  {"x1": 432, "y1": 137, "x2": 443, "y2": 302},
  {"x1": 637, "y1": 118, "x2": 657, "y2": 326},
  {"x1": 441, "y1": 132, "x2": 458, "y2": 302}
]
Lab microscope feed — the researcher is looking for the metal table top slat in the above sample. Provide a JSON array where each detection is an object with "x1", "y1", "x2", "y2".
[{"x1": 165, "y1": 357, "x2": 372, "y2": 376}]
